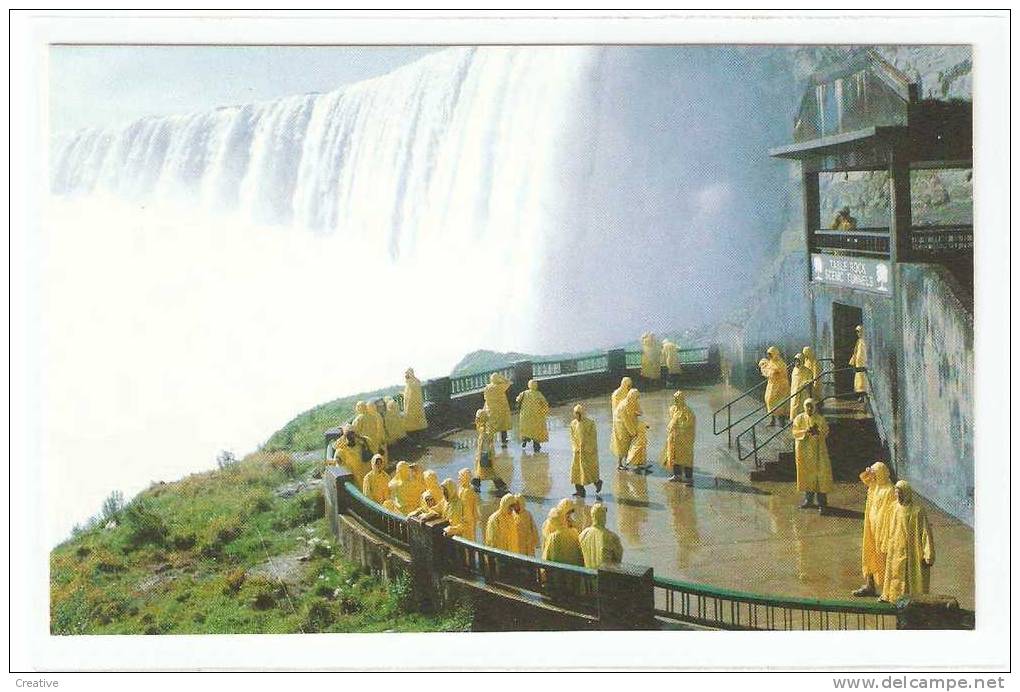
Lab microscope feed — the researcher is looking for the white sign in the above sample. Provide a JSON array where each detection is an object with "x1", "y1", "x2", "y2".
[{"x1": 811, "y1": 253, "x2": 891, "y2": 294}]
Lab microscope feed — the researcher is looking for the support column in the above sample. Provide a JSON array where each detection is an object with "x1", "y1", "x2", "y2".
[
  {"x1": 803, "y1": 167, "x2": 821, "y2": 284},
  {"x1": 321, "y1": 468, "x2": 352, "y2": 541},
  {"x1": 407, "y1": 515, "x2": 450, "y2": 614},
  {"x1": 888, "y1": 144, "x2": 911, "y2": 476},
  {"x1": 423, "y1": 376, "x2": 452, "y2": 430},
  {"x1": 596, "y1": 563, "x2": 655, "y2": 630}
]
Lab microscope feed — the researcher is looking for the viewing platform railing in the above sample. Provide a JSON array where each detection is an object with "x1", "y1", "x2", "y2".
[{"x1": 323, "y1": 467, "x2": 968, "y2": 630}]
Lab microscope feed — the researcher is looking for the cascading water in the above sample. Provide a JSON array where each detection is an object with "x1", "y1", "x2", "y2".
[{"x1": 45, "y1": 45, "x2": 801, "y2": 541}]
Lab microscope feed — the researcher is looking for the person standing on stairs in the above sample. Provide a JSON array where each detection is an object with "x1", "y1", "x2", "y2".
[
  {"x1": 759, "y1": 346, "x2": 790, "y2": 427},
  {"x1": 791, "y1": 398, "x2": 833, "y2": 514},
  {"x1": 789, "y1": 353, "x2": 812, "y2": 422},
  {"x1": 849, "y1": 325, "x2": 869, "y2": 401}
]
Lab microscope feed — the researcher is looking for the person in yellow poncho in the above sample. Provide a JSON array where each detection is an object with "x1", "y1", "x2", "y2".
[
  {"x1": 361, "y1": 454, "x2": 390, "y2": 506},
  {"x1": 759, "y1": 346, "x2": 790, "y2": 427},
  {"x1": 612, "y1": 389, "x2": 641, "y2": 469},
  {"x1": 542, "y1": 498, "x2": 579, "y2": 544},
  {"x1": 542, "y1": 509, "x2": 585, "y2": 566},
  {"x1": 854, "y1": 461, "x2": 896, "y2": 597},
  {"x1": 639, "y1": 332, "x2": 662, "y2": 381},
  {"x1": 569, "y1": 404, "x2": 602, "y2": 498},
  {"x1": 406, "y1": 463, "x2": 426, "y2": 507},
  {"x1": 663, "y1": 390, "x2": 696, "y2": 484},
  {"x1": 849, "y1": 325, "x2": 869, "y2": 398},
  {"x1": 511, "y1": 494, "x2": 540, "y2": 557},
  {"x1": 442, "y1": 478, "x2": 472, "y2": 538},
  {"x1": 880, "y1": 481, "x2": 935, "y2": 603},
  {"x1": 402, "y1": 368, "x2": 428, "y2": 433},
  {"x1": 610, "y1": 376, "x2": 633, "y2": 414},
  {"x1": 789, "y1": 353, "x2": 813, "y2": 422},
  {"x1": 515, "y1": 379, "x2": 549, "y2": 452},
  {"x1": 383, "y1": 397, "x2": 406, "y2": 445},
  {"x1": 801, "y1": 346, "x2": 822, "y2": 400},
  {"x1": 627, "y1": 422, "x2": 651, "y2": 472},
  {"x1": 457, "y1": 468, "x2": 480, "y2": 540},
  {"x1": 416, "y1": 469, "x2": 444, "y2": 514},
  {"x1": 471, "y1": 407, "x2": 508, "y2": 494},
  {"x1": 333, "y1": 427, "x2": 370, "y2": 488},
  {"x1": 791, "y1": 399, "x2": 833, "y2": 513},
  {"x1": 351, "y1": 401, "x2": 383, "y2": 454},
  {"x1": 660, "y1": 338, "x2": 683, "y2": 385},
  {"x1": 407, "y1": 489, "x2": 442, "y2": 520},
  {"x1": 482, "y1": 372, "x2": 512, "y2": 447},
  {"x1": 385, "y1": 461, "x2": 419, "y2": 516},
  {"x1": 484, "y1": 493, "x2": 517, "y2": 551},
  {"x1": 366, "y1": 400, "x2": 387, "y2": 451},
  {"x1": 579, "y1": 503, "x2": 624, "y2": 569}
]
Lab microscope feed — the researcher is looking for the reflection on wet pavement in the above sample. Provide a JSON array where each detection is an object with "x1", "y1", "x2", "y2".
[{"x1": 400, "y1": 384, "x2": 974, "y2": 608}]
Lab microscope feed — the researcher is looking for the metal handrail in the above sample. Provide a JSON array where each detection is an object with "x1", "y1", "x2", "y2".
[
  {"x1": 653, "y1": 574, "x2": 896, "y2": 630},
  {"x1": 712, "y1": 378, "x2": 768, "y2": 448},
  {"x1": 343, "y1": 481, "x2": 410, "y2": 547},
  {"x1": 735, "y1": 367, "x2": 859, "y2": 467}
]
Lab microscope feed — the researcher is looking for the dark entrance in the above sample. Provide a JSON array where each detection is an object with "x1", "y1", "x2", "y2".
[{"x1": 832, "y1": 303, "x2": 863, "y2": 397}]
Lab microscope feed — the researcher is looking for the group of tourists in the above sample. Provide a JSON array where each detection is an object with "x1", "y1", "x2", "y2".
[{"x1": 857, "y1": 463, "x2": 936, "y2": 603}]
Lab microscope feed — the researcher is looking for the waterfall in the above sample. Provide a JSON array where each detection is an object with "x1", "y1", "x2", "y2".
[{"x1": 44, "y1": 46, "x2": 800, "y2": 542}]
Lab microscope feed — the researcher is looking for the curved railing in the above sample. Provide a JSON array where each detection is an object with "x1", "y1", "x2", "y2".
[
  {"x1": 654, "y1": 575, "x2": 897, "y2": 630},
  {"x1": 533, "y1": 353, "x2": 608, "y2": 379},
  {"x1": 333, "y1": 472, "x2": 906, "y2": 630}
]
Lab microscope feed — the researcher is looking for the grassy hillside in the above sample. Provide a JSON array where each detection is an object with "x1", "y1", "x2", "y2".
[
  {"x1": 263, "y1": 386, "x2": 401, "y2": 453},
  {"x1": 50, "y1": 452, "x2": 470, "y2": 634}
]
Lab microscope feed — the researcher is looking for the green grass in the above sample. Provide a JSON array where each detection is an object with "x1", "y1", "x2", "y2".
[
  {"x1": 263, "y1": 386, "x2": 401, "y2": 453},
  {"x1": 50, "y1": 451, "x2": 471, "y2": 635}
]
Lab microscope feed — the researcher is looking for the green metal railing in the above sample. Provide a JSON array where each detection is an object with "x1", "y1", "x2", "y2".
[
  {"x1": 533, "y1": 354, "x2": 609, "y2": 378},
  {"x1": 654, "y1": 576, "x2": 897, "y2": 630},
  {"x1": 450, "y1": 366, "x2": 515, "y2": 396},
  {"x1": 343, "y1": 481, "x2": 410, "y2": 548},
  {"x1": 447, "y1": 537, "x2": 599, "y2": 615},
  {"x1": 625, "y1": 346, "x2": 711, "y2": 370}
]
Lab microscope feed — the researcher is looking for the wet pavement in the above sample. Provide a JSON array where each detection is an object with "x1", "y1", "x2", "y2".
[{"x1": 403, "y1": 384, "x2": 974, "y2": 608}]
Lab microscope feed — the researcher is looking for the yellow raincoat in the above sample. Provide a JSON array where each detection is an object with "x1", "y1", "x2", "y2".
[
  {"x1": 483, "y1": 373, "x2": 512, "y2": 433},
  {"x1": 385, "y1": 461, "x2": 419, "y2": 515},
  {"x1": 860, "y1": 462, "x2": 896, "y2": 583},
  {"x1": 610, "y1": 377, "x2": 633, "y2": 414},
  {"x1": 457, "y1": 469, "x2": 480, "y2": 541},
  {"x1": 881, "y1": 481, "x2": 935, "y2": 602},
  {"x1": 662, "y1": 392, "x2": 696, "y2": 469},
  {"x1": 512, "y1": 494, "x2": 539, "y2": 556},
  {"x1": 402, "y1": 369, "x2": 428, "y2": 432},
  {"x1": 361, "y1": 456, "x2": 390, "y2": 505},
  {"x1": 419, "y1": 470, "x2": 444, "y2": 513},
  {"x1": 579, "y1": 503, "x2": 624, "y2": 568},
  {"x1": 801, "y1": 346, "x2": 822, "y2": 399},
  {"x1": 789, "y1": 357, "x2": 812, "y2": 421},
  {"x1": 473, "y1": 408, "x2": 498, "y2": 481},
  {"x1": 333, "y1": 432, "x2": 370, "y2": 488},
  {"x1": 640, "y1": 332, "x2": 662, "y2": 380},
  {"x1": 627, "y1": 423, "x2": 650, "y2": 467},
  {"x1": 352, "y1": 401, "x2": 383, "y2": 454},
  {"x1": 442, "y1": 479, "x2": 471, "y2": 538},
  {"x1": 383, "y1": 397, "x2": 406, "y2": 444},
  {"x1": 791, "y1": 400, "x2": 833, "y2": 494},
  {"x1": 515, "y1": 379, "x2": 549, "y2": 442},
  {"x1": 760, "y1": 347, "x2": 790, "y2": 415},
  {"x1": 850, "y1": 329, "x2": 869, "y2": 393},
  {"x1": 542, "y1": 499, "x2": 579, "y2": 543},
  {"x1": 661, "y1": 339, "x2": 683, "y2": 375},
  {"x1": 611, "y1": 390, "x2": 641, "y2": 459},
  {"x1": 541, "y1": 510, "x2": 584, "y2": 566},
  {"x1": 569, "y1": 405, "x2": 600, "y2": 485},
  {"x1": 484, "y1": 493, "x2": 517, "y2": 551}
]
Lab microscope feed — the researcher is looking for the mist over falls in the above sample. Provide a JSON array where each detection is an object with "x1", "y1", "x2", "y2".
[
  {"x1": 51, "y1": 46, "x2": 801, "y2": 352},
  {"x1": 45, "y1": 47, "x2": 804, "y2": 541}
]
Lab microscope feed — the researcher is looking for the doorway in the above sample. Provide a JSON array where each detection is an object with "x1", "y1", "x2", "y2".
[{"x1": 832, "y1": 302, "x2": 863, "y2": 397}]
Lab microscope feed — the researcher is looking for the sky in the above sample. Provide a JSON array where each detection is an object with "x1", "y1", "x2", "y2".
[{"x1": 49, "y1": 45, "x2": 438, "y2": 135}]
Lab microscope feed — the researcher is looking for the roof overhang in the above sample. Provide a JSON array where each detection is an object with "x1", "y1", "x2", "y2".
[{"x1": 769, "y1": 126, "x2": 907, "y2": 160}]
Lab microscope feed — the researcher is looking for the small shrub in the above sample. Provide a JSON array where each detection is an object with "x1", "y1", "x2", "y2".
[
  {"x1": 222, "y1": 568, "x2": 247, "y2": 595},
  {"x1": 387, "y1": 574, "x2": 415, "y2": 614},
  {"x1": 198, "y1": 515, "x2": 242, "y2": 557},
  {"x1": 122, "y1": 500, "x2": 169, "y2": 550},
  {"x1": 101, "y1": 490, "x2": 125, "y2": 522},
  {"x1": 216, "y1": 450, "x2": 238, "y2": 470},
  {"x1": 302, "y1": 598, "x2": 335, "y2": 633}
]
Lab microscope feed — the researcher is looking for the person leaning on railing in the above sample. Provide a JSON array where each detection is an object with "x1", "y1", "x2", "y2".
[
  {"x1": 386, "y1": 461, "x2": 419, "y2": 516},
  {"x1": 579, "y1": 503, "x2": 624, "y2": 569},
  {"x1": 333, "y1": 426, "x2": 371, "y2": 489},
  {"x1": 511, "y1": 494, "x2": 539, "y2": 557},
  {"x1": 457, "y1": 468, "x2": 480, "y2": 540},
  {"x1": 361, "y1": 454, "x2": 390, "y2": 506}
]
